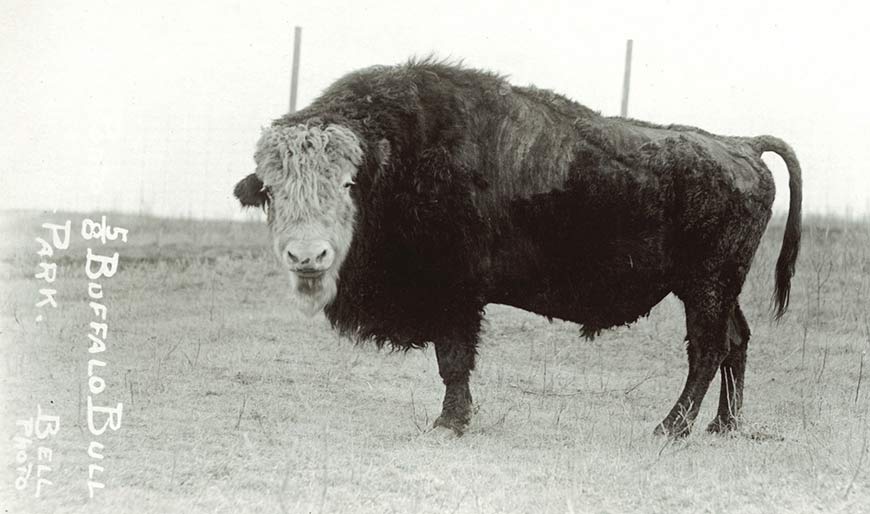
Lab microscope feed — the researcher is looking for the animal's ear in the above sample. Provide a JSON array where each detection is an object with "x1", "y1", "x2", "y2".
[{"x1": 233, "y1": 173, "x2": 268, "y2": 208}]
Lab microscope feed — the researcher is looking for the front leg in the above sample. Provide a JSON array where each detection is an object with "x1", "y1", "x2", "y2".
[{"x1": 432, "y1": 340, "x2": 476, "y2": 436}]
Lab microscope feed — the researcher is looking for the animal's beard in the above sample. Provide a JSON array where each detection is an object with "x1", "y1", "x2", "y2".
[{"x1": 288, "y1": 272, "x2": 338, "y2": 316}]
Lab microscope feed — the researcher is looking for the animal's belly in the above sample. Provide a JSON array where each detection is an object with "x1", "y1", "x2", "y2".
[
  {"x1": 492, "y1": 258, "x2": 671, "y2": 331},
  {"x1": 487, "y1": 197, "x2": 674, "y2": 330}
]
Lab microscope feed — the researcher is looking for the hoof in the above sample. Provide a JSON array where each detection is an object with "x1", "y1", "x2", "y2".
[
  {"x1": 654, "y1": 420, "x2": 691, "y2": 438},
  {"x1": 430, "y1": 416, "x2": 466, "y2": 438},
  {"x1": 425, "y1": 424, "x2": 460, "y2": 440},
  {"x1": 706, "y1": 416, "x2": 739, "y2": 434}
]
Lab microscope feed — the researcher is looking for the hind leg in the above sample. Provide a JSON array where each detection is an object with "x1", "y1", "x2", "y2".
[
  {"x1": 655, "y1": 289, "x2": 734, "y2": 437},
  {"x1": 707, "y1": 303, "x2": 751, "y2": 433}
]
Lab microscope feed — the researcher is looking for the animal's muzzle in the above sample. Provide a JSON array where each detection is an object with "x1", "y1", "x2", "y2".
[{"x1": 284, "y1": 240, "x2": 335, "y2": 274}]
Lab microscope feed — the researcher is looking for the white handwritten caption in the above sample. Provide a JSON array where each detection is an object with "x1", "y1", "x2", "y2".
[
  {"x1": 25, "y1": 216, "x2": 130, "y2": 499},
  {"x1": 81, "y1": 216, "x2": 128, "y2": 498},
  {"x1": 34, "y1": 221, "x2": 71, "y2": 321},
  {"x1": 14, "y1": 405, "x2": 60, "y2": 497}
]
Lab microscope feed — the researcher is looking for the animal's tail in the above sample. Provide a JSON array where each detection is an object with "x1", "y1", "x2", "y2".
[{"x1": 751, "y1": 135, "x2": 802, "y2": 320}]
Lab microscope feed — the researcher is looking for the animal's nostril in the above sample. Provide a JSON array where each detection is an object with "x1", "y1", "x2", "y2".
[{"x1": 286, "y1": 243, "x2": 332, "y2": 269}]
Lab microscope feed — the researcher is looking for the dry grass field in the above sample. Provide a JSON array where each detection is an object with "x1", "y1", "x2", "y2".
[{"x1": 1, "y1": 210, "x2": 868, "y2": 513}]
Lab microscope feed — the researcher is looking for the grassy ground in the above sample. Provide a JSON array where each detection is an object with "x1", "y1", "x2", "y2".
[{"x1": 1, "y1": 209, "x2": 868, "y2": 513}]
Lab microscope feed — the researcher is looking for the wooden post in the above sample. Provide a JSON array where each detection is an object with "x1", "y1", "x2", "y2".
[
  {"x1": 620, "y1": 39, "x2": 633, "y2": 117},
  {"x1": 289, "y1": 26, "x2": 302, "y2": 113}
]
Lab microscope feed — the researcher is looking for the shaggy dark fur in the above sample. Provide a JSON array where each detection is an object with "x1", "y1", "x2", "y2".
[{"x1": 236, "y1": 58, "x2": 802, "y2": 437}]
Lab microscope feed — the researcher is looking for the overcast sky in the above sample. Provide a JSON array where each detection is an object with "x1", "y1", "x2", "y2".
[{"x1": 2, "y1": 0, "x2": 868, "y2": 219}]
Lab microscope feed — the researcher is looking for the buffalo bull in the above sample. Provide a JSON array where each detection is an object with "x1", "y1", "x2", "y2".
[{"x1": 234, "y1": 59, "x2": 801, "y2": 437}]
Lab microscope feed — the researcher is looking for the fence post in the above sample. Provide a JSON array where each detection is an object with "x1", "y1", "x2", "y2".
[
  {"x1": 620, "y1": 39, "x2": 633, "y2": 117},
  {"x1": 290, "y1": 26, "x2": 302, "y2": 113}
]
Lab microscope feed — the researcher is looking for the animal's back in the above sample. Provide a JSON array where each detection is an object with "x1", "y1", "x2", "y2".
[{"x1": 312, "y1": 60, "x2": 596, "y2": 203}]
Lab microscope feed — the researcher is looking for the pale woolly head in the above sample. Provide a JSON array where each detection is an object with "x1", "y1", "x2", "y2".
[{"x1": 251, "y1": 123, "x2": 363, "y2": 315}]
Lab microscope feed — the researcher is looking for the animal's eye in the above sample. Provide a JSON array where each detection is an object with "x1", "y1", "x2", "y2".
[{"x1": 343, "y1": 181, "x2": 355, "y2": 190}]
